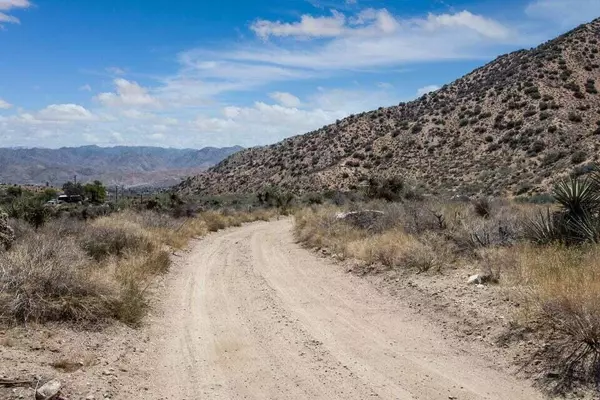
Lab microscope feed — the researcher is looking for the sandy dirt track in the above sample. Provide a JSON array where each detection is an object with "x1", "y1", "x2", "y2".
[{"x1": 124, "y1": 219, "x2": 546, "y2": 400}]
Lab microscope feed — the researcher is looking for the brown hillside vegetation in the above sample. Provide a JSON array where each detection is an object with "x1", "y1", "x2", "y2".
[{"x1": 180, "y1": 18, "x2": 600, "y2": 197}]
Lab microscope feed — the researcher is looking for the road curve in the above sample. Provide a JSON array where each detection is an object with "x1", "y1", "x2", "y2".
[{"x1": 129, "y1": 219, "x2": 545, "y2": 400}]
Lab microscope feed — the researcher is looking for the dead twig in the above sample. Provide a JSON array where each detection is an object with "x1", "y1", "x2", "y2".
[{"x1": 0, "y1": 378, "x2": 33, "y2": 387}]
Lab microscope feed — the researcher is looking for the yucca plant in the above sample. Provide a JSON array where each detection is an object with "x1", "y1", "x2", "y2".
[
  {"x1": 569, "y1": 212, "x2": 600, "y2": 244},
  {"x1": 526, "y1": 174, "x2": 600, "y2": 245},
  {"x1": 553, "y1": 177, "x2": 600, "y2": 218},
  {"x1": 524, "y1": 208, "x2": 562, "y2": 245}
]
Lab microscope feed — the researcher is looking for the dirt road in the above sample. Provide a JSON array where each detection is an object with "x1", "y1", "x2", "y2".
[{"x1": 126, "y1": 219, "x2": 545, "y2": 400}]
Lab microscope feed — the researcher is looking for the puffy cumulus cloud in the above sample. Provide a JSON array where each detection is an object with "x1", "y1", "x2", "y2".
[
  {"x1": 194, "y1": 102, "x2": 343, "y2": 145},
  {"x1": 96, "y1": 79, "x2": 160, "y2": 108},
  {"x1": 0, "y1": 98, "x2": 12, "y2": 109},
  {"x1": 0, "y1": 0, "x2": 31, "y2": 27},
  {"x1": 251, "y1": 10, "x2": 346, "y2": 39},
  {"x1": 525, "y1": 0, "x2": 600, "y2": 27},
  {"x1": 190, "y1": 86, "x2": 399, "y2": 146},
  {"x1": 0, "y1": 84, "x2": 391, "y2": 148},
  {"x1": 15, "y1": 104, "x2": 98, "y2": 123},
  {"x1": 37, "y1": 104, "x2": 96, "y2": 121},
  {"x1": 416, "y1": 85, "x2": 440, "y2": 97},
  {"x1": 269, "y1": 92, "x2": 301, "y2": 107}
]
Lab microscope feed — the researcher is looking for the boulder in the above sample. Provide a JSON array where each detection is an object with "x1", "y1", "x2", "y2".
[
  {"x1": 35, "y1": 379, "x2": 61, "y2": 400},
  {"x1": 467, "y1": 273, "x2": 495, "y2": 285}
]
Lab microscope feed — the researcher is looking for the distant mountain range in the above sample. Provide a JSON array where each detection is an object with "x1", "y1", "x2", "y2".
[{"x1": 0, "y1": 145, "x2": 243, "y2": 188}]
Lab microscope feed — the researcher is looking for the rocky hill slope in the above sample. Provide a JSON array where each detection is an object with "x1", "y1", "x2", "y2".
[
  {"x1": 179, "y1": 18, "x2": 600, "y2": 197},
  {"x1": 0, "y1": 145, "x2": 242, "y2": 187}
]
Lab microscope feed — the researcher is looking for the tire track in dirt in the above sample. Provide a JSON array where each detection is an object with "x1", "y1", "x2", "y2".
[{"x1": 122, "y1": 219, "x2": 546, "y2": 400}]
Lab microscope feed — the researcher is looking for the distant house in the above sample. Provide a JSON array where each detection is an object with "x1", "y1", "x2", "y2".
[{"x1": 58, "y1": 194, "x2": 83, "y2": 203}]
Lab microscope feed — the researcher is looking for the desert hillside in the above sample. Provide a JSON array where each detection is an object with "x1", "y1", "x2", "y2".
[
  {"x1": 0, "y1": 145, "x2": 243, "y2": 188},
  {"x1": 180, "y1": 18, "x2": 600, "y2": 197}
]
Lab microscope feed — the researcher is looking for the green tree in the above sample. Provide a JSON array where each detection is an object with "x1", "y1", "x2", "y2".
[
  {"x1": 62, "y1": 181, "x2": 85, "y2": 197},
  {"x1": 38, "y1": 188, "x2": 58, "y2": 202},
  {"x1": 84, "y1": 180, "x2": 107, "y2": 204},
  {"x1": 6, "y1": 185, "x2": 23, "y2": 198}
]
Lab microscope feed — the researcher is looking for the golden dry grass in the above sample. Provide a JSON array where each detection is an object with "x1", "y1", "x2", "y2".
[
  {"x1": 508, "y1": 243, "x2": 600, "y2": 388},
  {"x1": 294, "y1": 207, "x2": 438, "y2": 271},
  {"x1": 0, "y1": 207, "x2": 277, "y2": 326}
]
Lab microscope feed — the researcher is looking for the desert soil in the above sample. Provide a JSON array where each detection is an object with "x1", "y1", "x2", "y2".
[{"x1": 2, "y1": 219, "x2": 549, "y2": 399}]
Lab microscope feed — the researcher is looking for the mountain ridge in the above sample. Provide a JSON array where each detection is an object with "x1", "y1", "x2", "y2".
[
  {"x1": 0, "y1": 145, "x2": 243, "y2": 188},
  {"x1": 179, "y1": 18, "x2": 600, "y2": 197}
]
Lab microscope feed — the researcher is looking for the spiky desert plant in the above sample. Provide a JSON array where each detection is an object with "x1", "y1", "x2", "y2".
[
  {"x1": 524, "y1": 208, "x2": 563, "y2": 245},
  {"x1": 569, "y1": 211, "x2": 600, "y2": 244},
  {"x1": 553, "y1": 177, "x2": 600, "y2": 218}
]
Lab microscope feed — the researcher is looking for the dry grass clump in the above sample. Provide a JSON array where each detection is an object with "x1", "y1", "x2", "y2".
[
  {"x1": 80, "y1": 218, "x2": 158, "y2": 261},
  {"x1": 0, "y1": 235, "x2": 114, "y2": 324},
  {"x1": 512, "y1": 244, "x2": 600, "y2": 389},
  {"x1": 347, "y1": 230, "x2": 437, "y2": 271},
  {"x1": 199, "y1": 209, "x2": 276, "y2": 232}
]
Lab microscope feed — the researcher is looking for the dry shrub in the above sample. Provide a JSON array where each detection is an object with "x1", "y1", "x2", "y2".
[
  {"x1": 80, "y1": 218, "x2": 158, "y2": 261},
  {"x1": 200, "y1": 211, "x2": 230, "y2": 232},
  {"x1": 347, "y1": 230, "x2": 436, "y2": 271},
  {"x1": 121, "y1": 211, "x2": 208, "y2": 249},
  {"x1": 0, "y1": 236, "x2": 114, "y2": 324},
  {"x1": 295, "y1": 207, "x2": 439, "y2": 271},
  {"x1": 512, "y1": 244, "x2": 600, "y2": 389},
  {"x1": 295, "y1": 207, "x2": 365, "y2": 258}
]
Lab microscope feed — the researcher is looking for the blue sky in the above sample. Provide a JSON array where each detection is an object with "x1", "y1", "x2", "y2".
[{"x1": 0, "y1": 0, "x2": 599, "y2": 149}]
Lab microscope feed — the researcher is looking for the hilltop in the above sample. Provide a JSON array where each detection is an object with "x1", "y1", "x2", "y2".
[
  {"x1": 179, "y1": 18, "x2": 600, "y2": 197},
  {"x1": 0, "y1": 145, "x2": 242, "y2": 188}
]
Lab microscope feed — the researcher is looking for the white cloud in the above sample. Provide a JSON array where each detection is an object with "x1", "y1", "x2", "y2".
[
  {"x1": 36, "y1": 104, "x2": 97, "y2": 122},
  {"x1": 79, "y1": 84, "x2": 92, "y2": 92},
  {"x1": 96, "y1": 79, "x2": 160, "y2": 108},
  {"x1": 0, "y1": 0, "x2": 31, "y2": 10},
  {"x1": 229, "y1": 9, "x2": 520, "y2": 72},
  {"x1": 416, "y1": 85, "x2": 440, "y2": 96},
  {"x1": 269, "y1": 92, "x2": 301, "y2": 107},
  {"x1": 0, "y1": 12, "x2": 19, "y2": 24},
  {"x1": 251, "y1": 10, "x2": 346, "y2": 39},
  {"x1": 106, "y1": 66, "x2": 126, "y2": 75},
  {"x1": 525, "y1": 0, "x2": 600, "y2": 27},
  {"x1": 0, "y1": 98, "x2": 12, "y2": 109},
  {"x1": 351, "y1": 8, "x2": 399, "y2": 34},
  {"x1": 0, "y1": 0, "x2": 30, "y2": 28},
  {"x1": 423, "y1": 11, "x2": 511, "y2": 39}
]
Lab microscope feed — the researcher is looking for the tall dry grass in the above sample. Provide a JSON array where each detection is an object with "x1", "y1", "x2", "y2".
[
  {"x1": 0, "y1": 207, "x2": 277, "y2": 326},
  {"x1": 511, "y1": 244, "x2": 600, "y2": 388},
  {"x1": 293, "y1": 200, "x2": 525, "y2": 271}
]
